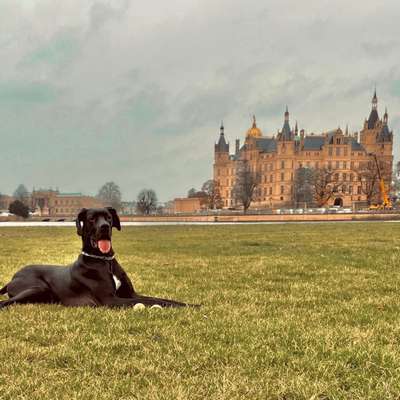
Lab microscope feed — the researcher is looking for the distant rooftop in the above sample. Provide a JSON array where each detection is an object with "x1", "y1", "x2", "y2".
[{"x1": 57, "y1": 192, "x2": 83, "y2": 197}]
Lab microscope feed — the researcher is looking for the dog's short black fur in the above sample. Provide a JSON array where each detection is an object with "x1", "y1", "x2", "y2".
[{"x1": 0, "y1": 207, "x2": 192, "y2": 309}]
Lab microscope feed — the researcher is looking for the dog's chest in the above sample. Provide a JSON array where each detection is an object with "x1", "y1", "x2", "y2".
[{"x1": 112, "y1": 274, "x2": 121, "y2": 290}]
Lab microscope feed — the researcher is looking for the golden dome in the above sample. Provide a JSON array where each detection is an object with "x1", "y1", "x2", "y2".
[{"x1": 246, "y1": 115, "x2": 263, "y2": 138}]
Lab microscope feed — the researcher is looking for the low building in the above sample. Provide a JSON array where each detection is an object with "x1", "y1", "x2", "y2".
[
  {"x1": 173, "y1": 197, "x2": 208, "y2": 213},
  {"x1": 0, "y1": 195, "x2": 15, "y2": 212},
  {"x1": 31, "y1": 189, "x2": 104, "y2": 218}
]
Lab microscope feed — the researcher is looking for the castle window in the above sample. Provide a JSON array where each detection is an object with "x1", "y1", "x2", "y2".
[
  {"x1": 281, "y1": 160, "x2": 285, "y2": 169},
  {"x1": 349, "y1": 186, "x2": 353, "y2": 194},
  {"x1": 280, "y1": 186, "x2": 284, "y2": 194},
  {"x1": 329, "y1": 147, "x2": 333, "y2": 156},
  {"x1": 281, "y1": 173, "x2": 284, "y2": 181},
  {"x1": 350, "y1": 174, "x2": 354, "y2": 181},
  {"x1": 336, "y1": 147, "x2": 340, "y2": 156},
  {"x1": 350, "y1": 161, "x2": 354, "y2": 169},
  {"x1": 342, "y1": 185, "x2": 346, "y2": 194},
  {"x1": 357, "y1": 186, "x2": 361, "y2": 194},
  {"x1": 269, "y1": 187, "x2": 272, "y2": 195},
  {"x1": 336, "y1": 138, "x2": 341, "y2": 145},
  {"x1": 343, "y1": 173, "x2": 347, "y2": 181}
]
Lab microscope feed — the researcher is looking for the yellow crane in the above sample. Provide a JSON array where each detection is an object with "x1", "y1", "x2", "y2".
[{"x1": 369, "y1": 153, "x2": 392, "y2": 210}]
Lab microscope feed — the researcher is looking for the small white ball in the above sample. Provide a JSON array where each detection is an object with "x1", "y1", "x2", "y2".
[
  {"x1": 150, "y1": 304, "x2": 163, "y2": 310},
  {"x1": 133, "y1": 303, "x2": 145, "y2": 310}
]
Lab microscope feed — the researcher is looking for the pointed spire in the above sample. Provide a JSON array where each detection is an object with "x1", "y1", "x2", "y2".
[
  {"x1": 383, "y1": 107, "x2": 388, "y2": 124},
  {"x1": 220, "y1": 120, "x2": 224, "y2": 135},
  {"x1": 295, "y1": 120, "x2": 298, "y2": 134},
  {"x1": 252, "y1": 114, "x2": 256, "y2": 128},
  {"x1": 372, "y1": 88, "x2": 378, "y2": 110},
  {"x1": 284, "y1": 105, "x2": 289, "y2": 121},
  {"x1": 345, "y1": 124, "x2": 349, "y2": 135}
]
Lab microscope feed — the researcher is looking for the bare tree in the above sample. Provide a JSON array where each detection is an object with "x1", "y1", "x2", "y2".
[
  {"x1": 293, "y1": 167, "x2": 314, "y2": 207},
  {"x1": 97, "y1": 182, "x2": 122, "y2": 211},
  {"x1": 232, "y1": 160, "x2": 259, "y2": 213},
  {"x1": 187, "y1": 188, "x2": 197, "y2": 198},
  {"x1": 312, "y1": 167, "x2": 342, "y2": 207},
  {"x1": 136, "y1": 189, "x2": 158, "y2": 215},
  {"x1": 13, "y1": 184, "x2": 29, "y2": 206},
  {"x1": 201, "y1": 180, "x2": 223, "y2": 209},
  {"x1": 356, "y1": 159, "x2": 392, "y2": 205}
]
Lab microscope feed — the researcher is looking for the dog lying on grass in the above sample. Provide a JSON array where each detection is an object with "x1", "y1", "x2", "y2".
[{"x1": 0, "y1": 207, "x2": 194, "y2": 309}]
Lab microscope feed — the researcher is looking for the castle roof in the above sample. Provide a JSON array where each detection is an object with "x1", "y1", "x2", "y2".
[
  {"x1": 367, "y1": 109, "x2": 379, "y2": 129},
  {"x1": 377, "y1": 124, "x2": 392, "y2": 142},
  {"x1": 367, "y1": 90, "x2": 379, "y2": 129},
  {"x1": 278, "y1": 106, "x2": 293, "y2": 141},
  {"x1": 215, "y1": 122, "x2": 229, "y2": 152},
  {"x1": 255, "y1": 138, "x2": 277, "y2": 153},
  {"x1": 303, "y1": 136, "x2": 324, "y2": 150}
]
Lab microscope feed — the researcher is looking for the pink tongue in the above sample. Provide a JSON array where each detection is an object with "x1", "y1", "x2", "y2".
[{"x1": 98, "y1": 240, "x2": 111, "y2": 254}]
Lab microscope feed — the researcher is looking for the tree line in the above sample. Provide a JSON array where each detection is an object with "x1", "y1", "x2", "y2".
[{"x1": 1, "y1": 182, "x2": 160, "y2": 218}]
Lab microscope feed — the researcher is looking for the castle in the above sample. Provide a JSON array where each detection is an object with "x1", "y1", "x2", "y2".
[{"x1": 213, "y1": 91, "x2": 393, "y2": 209}]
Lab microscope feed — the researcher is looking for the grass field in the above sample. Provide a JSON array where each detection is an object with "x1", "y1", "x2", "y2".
[{"x1": 0, "y1": 223, "x2": 400, "y2": 399}]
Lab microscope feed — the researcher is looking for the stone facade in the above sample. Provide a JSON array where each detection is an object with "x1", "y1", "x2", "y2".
[
  {"x1": 31, "y1": 190, "x2": 104, "y2": 217},
  {"x1": 214, "y1": 92, "x2": 393, "y2": 209}
]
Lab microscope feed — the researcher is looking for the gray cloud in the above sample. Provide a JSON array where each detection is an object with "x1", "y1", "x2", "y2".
[{"x1": 0, "y1": 0, "x2": 399, "y2": 201}]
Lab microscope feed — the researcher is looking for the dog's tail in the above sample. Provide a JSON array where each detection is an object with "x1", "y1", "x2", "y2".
[{"x1": 0, "y1": 283, "x2": 9, "y2": 295}]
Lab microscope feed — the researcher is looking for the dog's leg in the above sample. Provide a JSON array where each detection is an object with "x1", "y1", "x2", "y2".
[
  {"x1": 133, "y1": 294, "x2": 198, "y2": 308},
  {"x1": 0, "y1": 286, "x2": 50, "y2": 309},
  {"x1": 102, "y1": 295, "x2": 196, "y2": 308},
  {"x1": 0, "y1": 283, "x2": 9, "y2": 295}
]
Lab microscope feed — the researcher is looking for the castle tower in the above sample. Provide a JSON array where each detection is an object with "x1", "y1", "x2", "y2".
[
  {"x1": 214, "y1": 121, "x2": 229, "y2": 158},
  {"x1": 278, "y1": 106, "x2": 293, "y2": 141}
]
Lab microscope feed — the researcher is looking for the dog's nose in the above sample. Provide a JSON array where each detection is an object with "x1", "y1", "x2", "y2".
[{"x1": 100, "y1": 223, "x2": 109, "y2": 232}]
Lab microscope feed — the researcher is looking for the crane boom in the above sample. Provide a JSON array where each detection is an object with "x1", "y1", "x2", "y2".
[{"x1": 371, "y1": 154, "x2": 392, "y2": 209}]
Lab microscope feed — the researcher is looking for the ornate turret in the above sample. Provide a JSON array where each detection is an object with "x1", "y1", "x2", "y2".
[
  {"x1": 246, "y1": 115, "x2": 262, "y2": 138},
  {"x1": 215, "y1": 121, "x2": 229, "y2": 152},
  {"x1": 278, "y1": 106, "x2": 293, "y2": 141},
  {"x1": 377, "y1": 108, "x2": 392, "y2": 143},
  {"x1": 367, "y1": 89, "x2": 379, "y2": 129}
]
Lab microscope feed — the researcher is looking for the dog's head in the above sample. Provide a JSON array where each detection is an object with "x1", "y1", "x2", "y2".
[{"x1": 75, "y1": 207, "x2": 121, "y2": 255}]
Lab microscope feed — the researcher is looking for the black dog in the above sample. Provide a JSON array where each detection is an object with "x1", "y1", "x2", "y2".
[{"x1": 0, "y1": 207, "x2": 192, "y2": 309}]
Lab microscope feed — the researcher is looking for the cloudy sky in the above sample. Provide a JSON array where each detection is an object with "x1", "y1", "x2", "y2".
[{"x1": 0, "y1": 0, "x2": 399, "y2": 201}]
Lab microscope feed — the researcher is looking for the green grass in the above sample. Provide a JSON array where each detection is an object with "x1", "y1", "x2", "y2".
[{"x1": 1, "y1": 223, "x2": 400, "y2": 399}]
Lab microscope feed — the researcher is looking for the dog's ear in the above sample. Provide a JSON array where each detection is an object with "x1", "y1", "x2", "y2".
[
  {"x1": 106, "y1": 207, "x2": 121, "y2": 231},
  {"x1": 75, "y1": 208, "x2": 87, "y2": 236}
]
